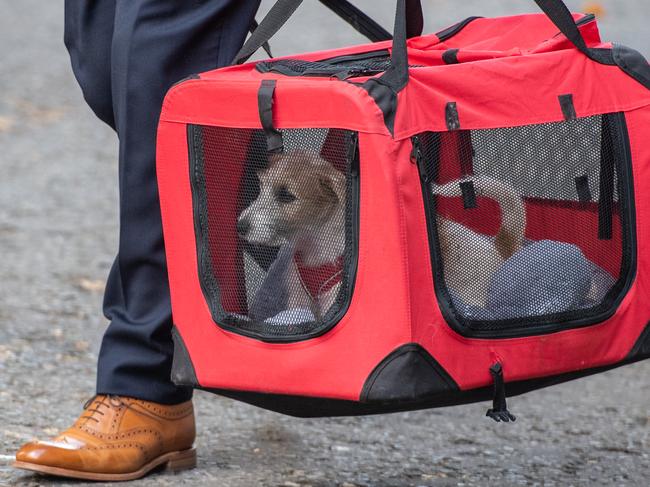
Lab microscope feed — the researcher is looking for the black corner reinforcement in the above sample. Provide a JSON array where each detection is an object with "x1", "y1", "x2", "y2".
[
  {"x1": 628, "y1": 322, "x2": 650, "y2": 360},
  {"x1": 361, "y1": 344, "x2": 459, "y2": 402},
  {"x1": 171, "y1": 326, "x2": 199, "y2": 387}
]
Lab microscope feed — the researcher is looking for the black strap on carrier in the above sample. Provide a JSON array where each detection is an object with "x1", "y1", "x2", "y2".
[
  {"x1": 249, "y1": 19, "x2": 273, "y2": 58},
  {"x1": 486, "y1": 363, "x2": 516, "y2": 423},
  {"x1": 234, "y1": 0, "x2": 644, "y2": 138},
  {"x1": 258, "y1": 80, "x2": 284, "y2": 153},
  {"x1": 234, "y1": 0, "x2": 424, "y2": 65}
]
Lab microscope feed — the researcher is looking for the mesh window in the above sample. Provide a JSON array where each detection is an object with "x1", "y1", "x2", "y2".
[
  {"x1": 257, "y1": 57, "x2": 393, "y2": 78},
  {"x1": 256, "y1": 50, "x2": 419, "y2": 79},
  {"x1": 189, "y1": 125, "x2": 358, "y2": 342},
  {"x1": 417, "y1": 113, "x2": 634, "y2": 337}
]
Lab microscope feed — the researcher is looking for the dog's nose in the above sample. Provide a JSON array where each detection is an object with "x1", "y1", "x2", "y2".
[{"x1": 237, "y1": 218, "x2": 251, "y2": 237}]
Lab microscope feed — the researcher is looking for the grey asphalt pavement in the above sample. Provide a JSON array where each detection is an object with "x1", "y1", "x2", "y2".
[{"x1": 0, "y1": 1, "x2": 648, "y2": 486}]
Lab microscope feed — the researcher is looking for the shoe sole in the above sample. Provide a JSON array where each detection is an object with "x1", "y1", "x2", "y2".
[{"x1": 12, "y1": 447, "x2": 196, "y2": 481}]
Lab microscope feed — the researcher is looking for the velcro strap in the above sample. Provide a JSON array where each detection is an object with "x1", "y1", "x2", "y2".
[
  {"x1": 559, "y1": 94, "x2": 577, "y2": 121},
  {"x1": 460, "y1": 181, "x2": 478, "y2": 209},
  {"x1": 442, "y1": 48, "x2": 460, "y2": 64},
  {"x1": 446, "y1": 102, "x2": 461, "y2": 131},
  {"x1": 575, "y1": 175, "x2": 592, "y2": 202},
  {"x1": 258, "y1": 80, "x2": 284, "y2": 153}
]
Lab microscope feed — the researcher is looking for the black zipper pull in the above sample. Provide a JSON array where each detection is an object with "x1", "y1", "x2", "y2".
[
  {"x1": 486, "y1": 363, "x2": 516, "y2": 423},
  {"x1": 348, "y1": 132, "x2": 360, "y2": 177},
  {"x1": 411, "y1": 136, "x2": 429, "y2": 183}
]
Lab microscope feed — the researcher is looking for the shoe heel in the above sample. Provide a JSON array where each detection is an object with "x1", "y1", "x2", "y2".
[{"x1": 166, "y1": 448, "x2": 197, "y2": 473}]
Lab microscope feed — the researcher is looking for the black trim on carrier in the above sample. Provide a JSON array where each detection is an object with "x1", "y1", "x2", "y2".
[
  {"x1": 171, "y1": 326, "x2": 198, "y2": 387},
  {"x1": 435, "y1": 16, "x2": 482, "y2": 42},
  {"x1": 613, "y1": 44, "x2": 650, "y2": 90},
  {"x1": 360, "y1": 344, "x2": 459, "y2": 402},
  {"x1": 199, "y1": 352, "x2": 647, "y2": 418},
  {"x1": 628, "y1": 322, "x2": 650, "y2": 360},
  {"x1": 442, "y1": 48, "x2": 460, "y2": 65},
  {"x1": 416, "y1": 112, "x2": 637, "y2": 339},
  {"x1": 187, "y1": 125, "x2": 361, "y2": 343}
]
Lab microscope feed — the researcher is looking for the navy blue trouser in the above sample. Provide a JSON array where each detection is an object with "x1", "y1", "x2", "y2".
[{"x1": 64, "y1": 0, "x2": 261, "y2": 404}]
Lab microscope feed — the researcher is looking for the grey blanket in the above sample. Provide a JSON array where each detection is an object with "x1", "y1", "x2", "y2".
[{"x1": 451, "y1": 240, "x2": 615, "y2": 321}]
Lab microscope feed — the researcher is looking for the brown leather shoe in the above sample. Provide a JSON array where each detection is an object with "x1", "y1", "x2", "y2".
[{"x1": 13, "y1": 395, "x2": 196, "y2": 481}]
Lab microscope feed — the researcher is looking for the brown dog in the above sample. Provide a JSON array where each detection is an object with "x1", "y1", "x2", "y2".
[
  {"x1": 433, "y1": 176, "x2": 527, "y2": 307},
  {"x1": 238, "y1": 151, "x2": 347, "y2": 318}
]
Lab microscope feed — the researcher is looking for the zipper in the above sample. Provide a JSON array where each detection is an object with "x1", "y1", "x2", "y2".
[
  {"x1": 257, "y1": 49, "x2": 392, "y2": 78},
  {"x1": 551, "y1": 13, "x2": 596, "y2": 40},
  {"x1": 576, "y1": 13, "x2": 596, "y2": 27},
  {"x1": 348, "y1": 132, "x2": 360, "y2": 177},
  {"x1": 435, "y1": 16, "x2": 483, "y2": 42},
  {"x1": 326, "y1": 49, "x2": 391, "y2": 79},
  {"x1": 411, "y1": 136, "x2": 429, "y2": 182},
  {"x1": 322, "y1": 49, "x2": 391, "y2": 65},
  {"x1": 334, "y1": 67, "x2": 387, "y2": 80}
]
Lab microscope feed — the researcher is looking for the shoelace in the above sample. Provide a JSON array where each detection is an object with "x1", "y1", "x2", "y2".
[{"x1": 80, "y1": 395, "x2": 124, "y2": 424}]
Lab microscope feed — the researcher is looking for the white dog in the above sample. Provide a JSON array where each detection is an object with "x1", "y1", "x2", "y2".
[
  {"x1": 237, "y1": 151, "x2": 346, "y2": 319},
  {"x1": 433, "y1": 176, "x2": 527, "y2": 307}
]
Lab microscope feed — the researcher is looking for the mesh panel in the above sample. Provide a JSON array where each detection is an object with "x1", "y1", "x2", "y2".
[
  {"x1": 189, "y1": 125, "x2": 358, "y2": 341},
  {"x1": 256, "y1": 49, "x2": 423, "y2": 79},
  {"x1": 257, "y1": 56, "x2": 394, "y2": 78},
  {"x1": 417, "y1": 114, "x2": 633, "y2": 334}
]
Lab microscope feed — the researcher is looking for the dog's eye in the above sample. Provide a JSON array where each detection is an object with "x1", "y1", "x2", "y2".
[{"x1": 275, "y1": 186, "x2": 297, "y2": 204}]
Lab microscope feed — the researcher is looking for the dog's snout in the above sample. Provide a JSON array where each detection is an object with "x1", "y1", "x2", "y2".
[{"x1": 237, "y1": 218, "x2": 251, "y2": 237}]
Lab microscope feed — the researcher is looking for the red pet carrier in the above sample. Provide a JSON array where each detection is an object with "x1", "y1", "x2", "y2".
[{"x1": 156, "y1": 0, "x2": 650, "y2": 418}]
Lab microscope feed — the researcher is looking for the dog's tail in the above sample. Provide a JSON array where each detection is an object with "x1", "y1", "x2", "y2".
[{"x1": 432, "y1": 176, "x2": 527, "y2": 259}]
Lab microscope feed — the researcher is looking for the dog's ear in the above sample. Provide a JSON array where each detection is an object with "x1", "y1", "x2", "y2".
[
  {"x1": 267, "y1": 151, "x2": 285, "y2": 167},
  {"x1": 317, "y1": 174, "x2": 340, "y2": 206}
]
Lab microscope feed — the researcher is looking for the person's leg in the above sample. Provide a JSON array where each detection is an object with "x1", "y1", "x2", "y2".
[
  {"x1": 63, "y1": 0, "x2": 116, "y2": 129},
  {"x1": 97, "y1": 0, "x2": 261, "y2": 405},
  {"x1": 15, "y1": 0, "x2": 262, "y2": 480}
]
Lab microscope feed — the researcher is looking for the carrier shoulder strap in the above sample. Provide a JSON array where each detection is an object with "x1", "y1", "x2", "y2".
[
  {"x1": 360, "y1": 0, "x2": 416, "y2": 134},
  {"x1": 234, "y1": 0, "x2": 423, "y2": 65},
  {"x1": 235, "y1": 0, "x2": 302, "y2": 65},
  {"x1": 249, "y1": 19, "x2": 273, "y2": 59},
  {"x1": 317, "y1": 0, "x2": 394, "y2": 43}
]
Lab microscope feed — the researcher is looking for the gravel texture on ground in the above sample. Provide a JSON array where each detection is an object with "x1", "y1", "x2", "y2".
[{"x1": 0, "y1": 1, "x2": 648, "y2": 486}]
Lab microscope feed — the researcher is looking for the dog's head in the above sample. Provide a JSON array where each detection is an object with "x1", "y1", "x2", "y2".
[{"x1": 237, "y1": 151, "x2": 346, "y2": 247}]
